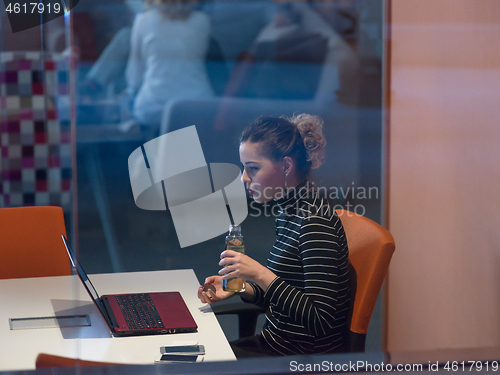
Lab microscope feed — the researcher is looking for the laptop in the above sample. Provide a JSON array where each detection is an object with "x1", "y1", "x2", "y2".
[{"x1": 61, "y1": 235, "x2": 198, "y2": 337}]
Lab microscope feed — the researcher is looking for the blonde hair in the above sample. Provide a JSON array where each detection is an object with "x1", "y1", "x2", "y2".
[
  {"x1": 288, "y1": 113, "x2": 326, "y2": 170},
  {"x1": 240, "y1": 113, "x2": 326, "y2": 179}
]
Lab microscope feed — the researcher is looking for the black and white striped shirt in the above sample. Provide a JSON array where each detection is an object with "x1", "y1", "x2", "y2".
[{"x1": 245, "y1": 182, "x2": 350, "y2": 355}]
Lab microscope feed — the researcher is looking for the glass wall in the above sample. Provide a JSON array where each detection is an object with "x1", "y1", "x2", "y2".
[
  {"x1": 0, "y1": 2, "x2": 74, "y2": 218},
  {"x1": 1, "y1": 0, "x2": 384, "y2": 352}
]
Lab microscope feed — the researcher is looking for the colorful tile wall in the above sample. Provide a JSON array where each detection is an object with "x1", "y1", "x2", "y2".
[{"x1": 0, "y1": 52, "x2": 72, "y2": 210}]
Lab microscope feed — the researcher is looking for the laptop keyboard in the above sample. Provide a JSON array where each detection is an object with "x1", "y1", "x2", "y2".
[{"x1": 116, "y1": 294, "x2": 165, "y2": 330}]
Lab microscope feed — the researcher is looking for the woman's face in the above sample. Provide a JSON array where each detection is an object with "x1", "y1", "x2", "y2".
[{"x1": 239, "y1": 142, "x2": 286, "y2": 203}]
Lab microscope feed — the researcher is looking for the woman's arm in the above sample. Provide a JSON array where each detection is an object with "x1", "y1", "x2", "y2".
[
  {"x1": 218, "y1": 251, "x2": 275, "y2": 307},
  {"x1": 219, "y1": 250, "x2": 277, "y2": 291},
  {"x1": 197, "y1": 274, "x2": 256, "y2": 304}
]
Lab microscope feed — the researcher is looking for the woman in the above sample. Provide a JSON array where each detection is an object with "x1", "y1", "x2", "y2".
[
  {"x1": 198, "y1": 114, "x2": 351, "y2": 358},
  {"x1": 125, "y1": 0, "x2": 214, "y2": 126}
]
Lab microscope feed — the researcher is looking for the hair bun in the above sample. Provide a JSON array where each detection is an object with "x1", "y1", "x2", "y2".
[{"x1": 288, "y1": 113, "x2": 326, "y2": 169}]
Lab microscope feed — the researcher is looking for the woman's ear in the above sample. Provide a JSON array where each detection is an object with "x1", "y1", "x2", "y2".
[{"x1": 283, "y1": 156, "x2": 294, "y2": 176}]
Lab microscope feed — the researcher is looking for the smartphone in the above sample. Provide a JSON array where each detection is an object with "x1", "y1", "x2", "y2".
[
  {"x1": 160, "y1": 344, "x2": 205, "y2": 355},
  {"x1": 155, "y1": 354, "x2": 204, "y2": 363}
]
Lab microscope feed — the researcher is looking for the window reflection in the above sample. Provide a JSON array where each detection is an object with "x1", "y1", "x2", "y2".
[
  {"x1": 0, "y1": 0, "x2": 383, "y2": 276},
  {"x1": 0, "y1": 0, "x2": 384, "y2": 350}
]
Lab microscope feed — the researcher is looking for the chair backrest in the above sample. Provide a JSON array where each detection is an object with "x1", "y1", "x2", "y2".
[
  {"x1": 35, "y1": 353, "x2": 119, "y2": 368},
  {"x1": 335, "y1": 209, "x2": 395, "y2": 350},
  {"x1": 0, "y1": 206, "x2": 71, "y2": 279}
]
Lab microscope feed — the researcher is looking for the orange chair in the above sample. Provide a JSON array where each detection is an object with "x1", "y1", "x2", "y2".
[
  {"x1": 212, "y1": 209, "x2": 395, "y2": 352},
  {"x1": 35, "y1": 353, "x2": 119, "y2": 368},
  {"x1": 335, "y1": 209, "x2": 395, "y2": 352},
  {"x1": 0, "y1": 206, "x2": 72, "y2": 279}
]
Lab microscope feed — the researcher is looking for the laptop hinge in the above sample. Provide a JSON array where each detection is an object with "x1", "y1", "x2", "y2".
[{"x1": 101, "y1": 297, "x2": 119, "y2": 329}]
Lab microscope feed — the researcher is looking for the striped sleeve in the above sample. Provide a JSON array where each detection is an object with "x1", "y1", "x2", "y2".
[
  {"x1": 263, "y1": 212, "x2": 350, "y2": 336},
  {"x1": 241, "y1": 281, "x2": 269, "y2": 308}
]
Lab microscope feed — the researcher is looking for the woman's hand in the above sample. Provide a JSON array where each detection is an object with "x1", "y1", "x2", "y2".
[
  {"x1": 197, "y1": 275, "x2": 235, "y2": 304},
  {"x1": 218, "y1": 250, "x2": 277, "y2": 291}
]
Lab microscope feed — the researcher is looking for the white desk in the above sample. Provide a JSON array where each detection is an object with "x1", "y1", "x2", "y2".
[{"x1": 0, "y1": 269, "x2": 235, "y2": 372}]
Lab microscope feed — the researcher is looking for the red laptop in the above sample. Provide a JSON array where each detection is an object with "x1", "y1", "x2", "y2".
[{"x1": 62, "y1": 236, "x2": 198, "y2": 336}]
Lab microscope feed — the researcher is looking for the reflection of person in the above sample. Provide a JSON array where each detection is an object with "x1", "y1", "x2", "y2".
[
  {"x1": 255, "y1": 1, "x2": 358, "y2": 101},
  {"x1": 221, "y1": 1, "x2": 358, "y2": 104},
  {"x1": 198, "y1": 114, "x2": 351, "y2": 358},
  {"x1": 84, "y1": 27, "x2": 132, "y2": 96},
  {"x1": 125, "y1": 0, "x2": 214, "y2": 125}
]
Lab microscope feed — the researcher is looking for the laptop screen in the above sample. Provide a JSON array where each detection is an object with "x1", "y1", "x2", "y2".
[{"x1": 61, "y1": 235, "x2": 113, "y2": 328}]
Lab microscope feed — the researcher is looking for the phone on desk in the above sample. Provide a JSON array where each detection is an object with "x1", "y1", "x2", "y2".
[
  {"x1": 160, "y1": 344, "x2": 205, "y2": 355},
  {"x1": 155, "y1": 354, "x2": 204, "y2": 363},
  {"x1": 155, "y1": 344, "x2": 205, "y2": 363}
]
